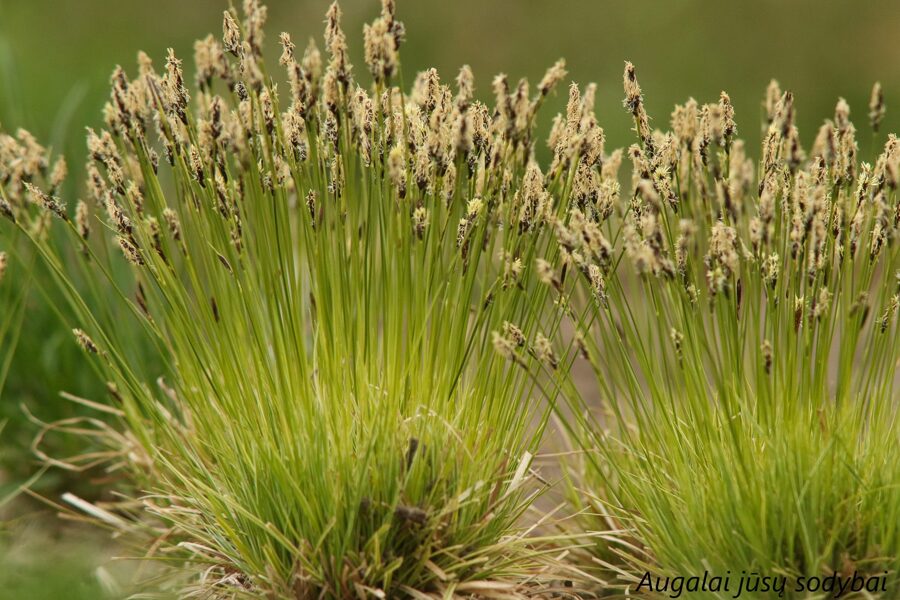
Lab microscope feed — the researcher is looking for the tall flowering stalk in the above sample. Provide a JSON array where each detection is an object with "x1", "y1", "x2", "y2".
[
  {"x1": 0, "y1": 1, "x2": 578, "y2": 596},
  {"x1": 532, "y1": 65, "x2": 900, "y2": 593}
]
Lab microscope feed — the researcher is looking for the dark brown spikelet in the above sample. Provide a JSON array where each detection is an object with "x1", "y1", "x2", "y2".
[
  {"x1": 394, "y1": 505, "x2": 427, "y2": 525},
  {"x1": 405, "y1": 438, "x2": 419, "y2": 470}
]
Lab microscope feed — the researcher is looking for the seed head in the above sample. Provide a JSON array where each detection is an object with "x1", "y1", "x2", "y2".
[
  {"x1": 304, "y1": 189, "x2": 318, "y2": 229},
  {"x1": 492, "y1": 330, "x2": 517, "y2": 361},
  {"x1": 519, "y1": 161, "x2": 548, "y2": 232},
  {"x1": 363, "y1": 14, "x2": 398, "y2": 84},
  {"x1": 705, "y1": 221, "x2": 739, "y2": 296},
  {"x1": 671, "y1": 98, "x2": 699, "y2": 147},
  {"x1": 670, "y1": 328, "x2": 684, "y2": 361},
  {"x1": 537, "y1": 59, "x2": 567, "y2": 98},
  {"x1": 761, "y1": 340, "x2": 773, "y2": 374},
  {"x1": 500, "y1": 250, "x2": 523, "y2": 289},
  {"x1": 455, "y1": 65, "x2": 474, "y2": 110},
  {"x1": 412, "y1": 206, "x2": 429, "y2": 239},
  {"x1": 502, "y1": 322, "x2": 526, "y2": 347},
  {"x1": 622, "y1": 61, "x2": 642, "y2": 113},
  {"x1": 73, "y1": 329, "x2": 99, "y2": 354},
  {"x1": 587, "y1": 264, "x2": 607, "y2": 305},
  {"x1": 0, "y1": 252, "x2": 7, "y2": 283},
  {"x1": 49, "y1": 156, "x2": 68, "y2": 194},
  {"x1": 536, "y1": 258, "x2": 561, "y2": 291},
  {"x1": 118, "y1": 236, "x2": 144, "y2": 266},
  {"x1": 25, "y1": 182, "x2": 68, "y2": 220},
  {"x1": 164, "y1": 49, "x2": 190, "y2": 123},
  {"x1": 278, "y1": 32, "x2": 296, "y2": 68},
  {"x1": 387, "y1": 144, "x2": 408, "y2": 197},
  {"x1": 0, "y1": 197, "x2": 15, "y2": 223},
  {"x1": 622, "y1": 62, "x2": 652, "y2": 147},
  {"x1": 813, "y1": 287, "x2": 833, "y2": 321},
  {"x1": 869, "y1": 82, "x2": 886, "y2": 132},
  {"x1": 675, "y1": 219, "x2": 696, "y2": 275},
  {"x1": 163, "y1": 208, "x2": 182, "y2": 242},
  {"x1": 534, "y1": 333, "x2": 558, "y2": 370},
  {"x1": 719, "y1": 91, "x2": 736, "y2": 142},
  {"x1": 242, "y1": 0, "x2": 268, "y2": 57},
  {"x1": 324, "y1": 2, "x2": 351, "y2": 86},
  {"x1": 223, "y1": 11, "x2": 242, "y2": 55},
  {"x1": 190, "y1": 146, "x2": 206, "y2": 187},
  {"x1": 880, "y1": 294, "x2": 900, "y2": 332},
  {"x1": 765, "y1": 80, "x2": 782, "y2": 124},
  {"x1": 194, "y1": 35, "x2": 225, "y2": 89},
  {"x1": 794, "y1": 295, "x2": 806, "y2": 331}
]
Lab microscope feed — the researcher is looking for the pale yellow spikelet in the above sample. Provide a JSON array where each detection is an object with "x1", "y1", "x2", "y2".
[
  {"x1": 242, "y1": 0, "x2": 268, "y2": 57},
  {"x1": 49, "y1": 156, "x2": 68, "y2": 193},
  {"x1": 500, "y1": 250, "x2": 523, "y2": 289},
  {"x1": 324, "y1": 2, "x2": 351, "y2": 86},
  {"x1": 387, "y1": 144, "x2": 408, "y2": 198},
  {"x1": 0, "y1": 251, "x2": 7, "y2": 283},
  {"x1": 75, "y1": 200, "x2": 91, "y2": 241},
  {"x1": 491, "y1": 330, "x2": 516, "y2": 360},
  {"x1": 363, "y1": 13, "x2": 398, "y2": 84},
  {"x1": 765, "y1": 79, "x2": 782, "y2": 125},
  {"x1": 536, "y1": 258, "x2": 561, "y2": 290},
  {"x1": 880, "y1": 294, "x2": 900, "y2": 333},
  {"x1": 622, "y1": 61, "x2": 642, "y2": 113},
  {"x1": 278, "y1": 32, "x2": 295, "y2": 67},
  {"x1": 719, "y1": 91, "x2": 736, "y2": 143},
  {"x1": 705, "y1": 221, "x2": 739, "y2": 295},
  {"x1": 813, "y1": 287, "x2": 833, "y2": 321},
  {"x1": 675, "y1": 219, "x2": 696, "y2": 274},
  {"x1": 302, "y1": 38, "x2": 323, "y2": 83},
  {"x1": 671, "y1": 98, "x2": 699, "y2": 147},
  {"x1": 455, "y1": 65, "x2": 475, "y2": 110},
  {"x1": 162, "y1": 207, "x2": 182, "y2": 242},
  {"x1": 534, "y1": 333, "x2": 558, "y2": 370}
]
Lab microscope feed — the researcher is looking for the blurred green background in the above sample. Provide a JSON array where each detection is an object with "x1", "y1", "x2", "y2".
[{"x1": 0, "y1": 0, "x2": 898, "y2": 597}]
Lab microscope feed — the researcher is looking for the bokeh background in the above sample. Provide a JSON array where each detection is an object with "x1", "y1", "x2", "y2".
[{"x1": 1, "y1": 0, "x2": 899, "y2": 597}]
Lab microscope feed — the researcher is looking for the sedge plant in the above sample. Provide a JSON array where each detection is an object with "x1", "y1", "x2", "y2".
[
  {"x1": 0, "y1": 1, "x2": 590, "y2": 597},
  {"x1": 523, "y1": 65, "x2": 900, "y2": 596}
]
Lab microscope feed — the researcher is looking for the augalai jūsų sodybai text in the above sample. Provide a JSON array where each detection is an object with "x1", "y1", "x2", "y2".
[{"x1": 634, "y1": 570, "x2": 890, "y2": 598}]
